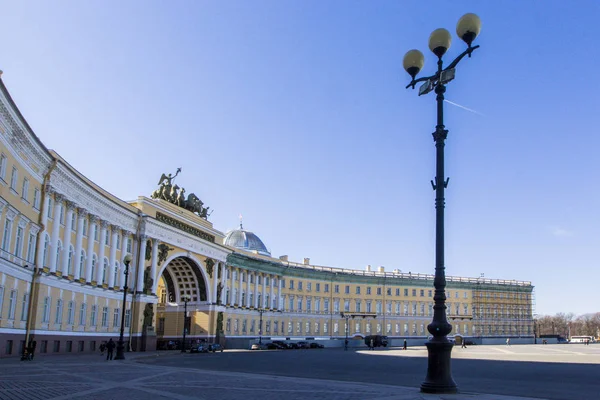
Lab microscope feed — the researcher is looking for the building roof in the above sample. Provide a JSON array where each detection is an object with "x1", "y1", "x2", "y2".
[{"x1": 224, "y1": 223, "x2": 271, "y2": 256}]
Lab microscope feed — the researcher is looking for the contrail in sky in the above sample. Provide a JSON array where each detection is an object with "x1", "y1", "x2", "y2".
[{"x1": 444, "y1": 99, "x2": 485, "y2": 116}]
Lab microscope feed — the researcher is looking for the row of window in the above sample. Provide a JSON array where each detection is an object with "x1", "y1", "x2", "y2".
[
  {"x1": 474, "y1": 291, "x2": 530, "y2": 300},
  {"x1": 224, "y1": 318, "x2": 473, "y2": 336},
  {"x1": 37, "y1": 296, "x2": 131, "y2": 328},
  {"x1": 0, "y1": 153, "x2": 41, "y2": 209}
]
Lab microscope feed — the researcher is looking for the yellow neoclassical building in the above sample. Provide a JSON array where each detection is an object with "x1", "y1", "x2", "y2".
[{"x1": 0, "y1": 74, "x2": 534, "y2": 358}]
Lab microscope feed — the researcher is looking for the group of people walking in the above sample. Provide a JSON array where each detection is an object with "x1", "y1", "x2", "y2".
[{"x1": 100, "y1": 338, "x2": 117, "y2": 360}]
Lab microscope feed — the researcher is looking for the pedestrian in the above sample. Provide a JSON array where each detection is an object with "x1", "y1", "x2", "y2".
[
  {"x1": 106, "y1": 338, "x2": 116, "y2": 361},
  {"x1": 369, "y1": 338, "x2": 374, "y2": 350},
  {"x1": 506, "y1": 338, "x2": 511, "y2": 346},
  {"x1": 403, "y1": 339, "x2": 407, "y2": 350},
  {"x1": 344, "y1": 339, "x2": 349, "y2": 351},
  {"x1": 28, "y1": 340, "x2": 37, "y2": 361},
  {"x1": 461, "y1": 340, "x2": 467, "y2": 349}
]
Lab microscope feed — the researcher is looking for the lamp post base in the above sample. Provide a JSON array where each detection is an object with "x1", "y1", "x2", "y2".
[
  {"x1": 114, "y1": 341, "x2": 126, "y2": 360},
  {"x1": 420, "y1": 340, "x2": 457, "y2": 394}
]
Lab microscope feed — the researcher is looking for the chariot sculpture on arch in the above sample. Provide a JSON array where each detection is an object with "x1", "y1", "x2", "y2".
[{"x1": 151, "y1": 168, "x2": 213, "y2": 219}]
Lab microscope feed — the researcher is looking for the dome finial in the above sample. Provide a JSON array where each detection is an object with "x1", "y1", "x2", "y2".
[{"x1": 239, "y1": 213, "x2": 243, "y2": 229}]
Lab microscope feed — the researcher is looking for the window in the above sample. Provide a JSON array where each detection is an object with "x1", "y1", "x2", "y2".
[
  {"x1": 315, "y1": 298, "x2": 320, "y2": 312},
  {"x1": 114, "y1": 263, "x2": 119, "y2": 287},
  {"x1": 42, "y1": 296, "x2": 51, "y2": 323},
  {"x1": 355, "y1": 300, "x2": 361, "y2": 312},
  {"x1": 67, "y1": 246, "x2": 74, "y2": 275},
  {"x1": 116, "y1": 234, "x2": 121, "y2": 250},
  {"x1": 289, "y1": 280, "x2": 294, "y2": 290},
  {"x1": 428, "y1": 290, "x2": 432, "y2": 297},
  {"x1": 55, "y1": 299, "x2": 63, "y2": 324},
  {"x1": 47, "y1": 197, "x2": 53, "y2": 218},
  {"x1": 21, "y1": 178, "x2": 29, "y2": 201},
  {"x1": 79, "y1": 251, "x2": 86, "y2": 278},
  {"x1": 55, "y1": 240, "x2": 62, "y2": 269},
  {"x1": 345, "y1": 285, "x2": 350, "y2": 294},
  {"x1": 324, "y1": 284, "x2": 329, "y2": 293},
  {"x1": 356, "y1": 286, "x2": 361, "y2": 295},
  {"x1": 90, "y1": 305, "x2": 97, "y2": 326},
  {"x1": 41, "y1": 340, "x2": 48, "y2": 353},
  {"x1": 376, "y1": 301, "x2": 382, "y2": 314},
  {"x1": 412, "y1": 289, "x2": 417, "y2": 296},
  {"x1": 404, "y1": 288, "x2": 408, "y2": 296},
  {"x1": 396, "y1": 288, "x2": 400, "y2": 296},
  {"x1": 53, "y1": 340, "x2": 60, "y2": 352},
  {"x1": 20, "y1": 293, "x2": 28, "y2": 321},
  {"x1": 79, "y1": 303, "x2": 87, "y2": 326},
  {"x1": 324, "y1": 298, "x2": 329, "y2": 312},
  {"x1": 94, "y1": 225, "x2": 98, "y2": 241},
  {"x1": 67, "y1": 301, "x2": 75, "y2": 325},
  {"x1": 91, "y1": 255, "x2": 97, "y2": 282},
  {"x1": 101, "y1": 307, "x2": 109, "y2": 327},
  {"x1": 288, "y1": 297, "x2": 293, "y2": 311},
  {"x1": 316, "y1": 283, "x2": 320, "y2": 292},
  {"x1": 5, "y1": 340, "x2": 13, "y2": 355},
  {"x1": 126, "y1": 237, "x2": 132, "y2": 252},
  {"x1": 333, "y1": 299, "x2": 340, "y2": 313},
  {"x1": 113, "y1": 308, "x2": 120, "y2": 327},
  {"x1": 83, "y1": 218, "x2": 88, "y2": 237},
  {"x1": 344, "y1": 300, "x2": 350, "y2": 312},
  {"x1": 125, "y1": 309, "x2": 131, "y2": 328},
  {"x1": 33, "y1": 188, "x2": 41, "y2": 209},
  {"x1": 306, "y1": 282, "x2": 312, "y2": 291},
  {"x1": 366, "y1": 302, "x2": 372, "y2": 313},
  {"x1": 8, "y1": 290, "x2": 17, "y2": 319},
  {"x1": 306, "y1": 298, "x2": 312, "y2": 312},
  {"x1": 377, "y1": 287, "x2": 382, "y2": 295},
  {"x1": 298, "y1": 281, "x2": 303, "y2": 291},
  {"x1": 0, "y1": 154, "x2": 6, "y2": 180},
  {"x1": 59, "y1": 204, "x2": 65, "y2": 225},
  {"x1": 420, "y1": 289, "x2": 424, "y2": 297},
  {"x1": 102, "y1": 259, "x2": 109, "y2": 284},
  {"x1": 297, "y1": 298, "x2": 302, "y2": 312},
  {"x1": 14, "y1": 225, "x2": 24, "y2": 258},
  {"x1": 10, "y1": 166, "x2": 18, "y2": 190},
  {"x1": 334, "y1": 285, "x2": 339, "y2": 293},
  {"x1": 26, "y1": 233, "x2": 36, "y2": 263},
  {"x1": 2, "y1": 218, "x2": 13, "y2": 251},
  {"x1": 395, "y1": 302, "x2": 400, "y2": 314},
  {"x1": 105, "y1": 231, "x2": 109, "y2": 246},
  {"x1": 71, "y1": 214, "x2": 76, "y2": 231},
  {"x1": 367, "y1": 287, "x2": 371, "y2": 295}
]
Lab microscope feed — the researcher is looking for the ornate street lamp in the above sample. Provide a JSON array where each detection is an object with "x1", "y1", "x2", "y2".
[
  {"x1": 402, "y1": 13, "x2": 482, "y2": 394},
  {"x1": 181, "y1": 294, "x2": 191, "y2": 352},
  {"x1": 258, "y1": 308, "x2": 265, "y2": 345},
  {"x1": 115, "y1": 254, "x2": 133, "y2": 360}
]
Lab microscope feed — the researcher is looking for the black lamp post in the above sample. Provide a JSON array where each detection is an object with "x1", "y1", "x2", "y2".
[
  {"x1": 181, "y1": 294, "x2": 191, "y2": 352},
  {"x1": 258, "y1": 308, "x2": 265, "y2": 345},
  {"x1": 341, "y1": 313, "x2": 351, "y2": 351},
  {"x1": 115, "y1": 254, "x2": 133, "y2": 360},
  {"x1": 402, "y1": 13, "x2": 482, "y2": 394}
]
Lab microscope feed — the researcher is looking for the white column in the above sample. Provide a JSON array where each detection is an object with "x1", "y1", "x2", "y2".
[
  {"x1": 237, "y1": 268, "x2": 243, "y2": 305},
  {"x1": 254, "y1": 273, "x2": 259, "y2": 308},
  {"x1": 60, "y1": 201, "x2": 75, "y2": 275},
  {"x1": 36, "y1": 185, "x2": 52, "y2": 269},
  {"x1": 108, "y1": 225, "x2": 118, "y2": 288},
  {"x1": 220, "y1": 263, "x2": 226, "y2": 305},
  {"x1": 95, "y1": 221, "x2": 108, "y2": 284},
  {"x1": 262, "y1": 273, "x2": 267, "y2": 308},
  {"x1": 120, "y1": 230, "x2": 131, "y2": 287},
  {"x1": 48, "y1": 193, "x2": 63, "y2": 273},
  {"x1": 137, "y1": 235, "x2": 148, "y2": 293},
  {"x1": 269, "y1": 274, "x2": 274, "y2": 309},
  {"x1": 150, "y1": 239, "x2": 159, "y2": 294},
  {"x1": 245, "y1": 270, "x2": 251, "y2": 307},
  {"x1": 85, "y1": 215, "x2": 98, "y2": 282},
  {"x1": 278, "y1": 276, "x2": 283, "y2": 309},
  {"x1": 212, "y1": 259, "x2": 219, "y2": 304},
  {"x1": 229, "y1": 266, "x2": 234, "y2": 305},
  {"x1": 73, "y1": 208, "x2": 87, "y2": 280}
]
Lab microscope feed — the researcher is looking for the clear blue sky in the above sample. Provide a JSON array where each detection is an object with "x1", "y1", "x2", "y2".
[{"x1": 1, "y1": 1, "x2": 599, "y2": 316}]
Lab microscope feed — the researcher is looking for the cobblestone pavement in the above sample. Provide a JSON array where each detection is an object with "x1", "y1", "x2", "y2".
[{"x1": 0, "y1": 351, "x2": 540, "y2": 400}]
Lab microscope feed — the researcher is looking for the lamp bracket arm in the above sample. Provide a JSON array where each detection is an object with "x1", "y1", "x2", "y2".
[
  {"x1": 444, "y1": 45, "x2": 480, "y2": 72},
  {"x1": 405, "y1": 74, "x2": 438, "y2": 90}
]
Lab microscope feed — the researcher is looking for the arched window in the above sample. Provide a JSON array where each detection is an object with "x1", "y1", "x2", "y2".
[
  {"x1": 91, "y1": 254, "x2": 97, "y2": 282},
  {"x1": 102, "y1": 258, "x2": 109, "y2": 284},
  {"x1": 42, "y1": 234, "x2": 50, "y2": 266},
  {"x1": 55, "y1": 240, "x2": 63, "y2": 269},
  {"x1": 67, "y1": 246, "x2": 74, "y2": 275},
  {"x1": 79, "y1": 250, "x2": 86, "y2": 278}
]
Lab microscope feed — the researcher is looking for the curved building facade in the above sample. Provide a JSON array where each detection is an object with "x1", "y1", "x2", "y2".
[{"x1": 0, "y1": 75, "x2": 534, "y2": 357}]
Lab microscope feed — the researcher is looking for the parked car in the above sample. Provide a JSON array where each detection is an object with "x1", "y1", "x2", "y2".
[
  {"x1": 265, "y1": 343, "x2": 280, "y2": 349},
  {"x1": 297, "y1": 341, "x2": 310, "y2": 349},
  {"x1": 190, "y1": 344, "x2": 210, "y2": 353},
  {"x1": 251, "y1": 343, "x2": 267, "y2": 350},
  {"x1": 287, "y1": 342, "x2": 300, "y2": 349},
  {"x1": 310, "y1": 342, "x2": 325, "y2": 349},
  {"x1": 272, "y1": 341, "x2": 290, "y2": 349},
  {"x1": 208, "y1": 343, "x2": 224, "y2": 353}
]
